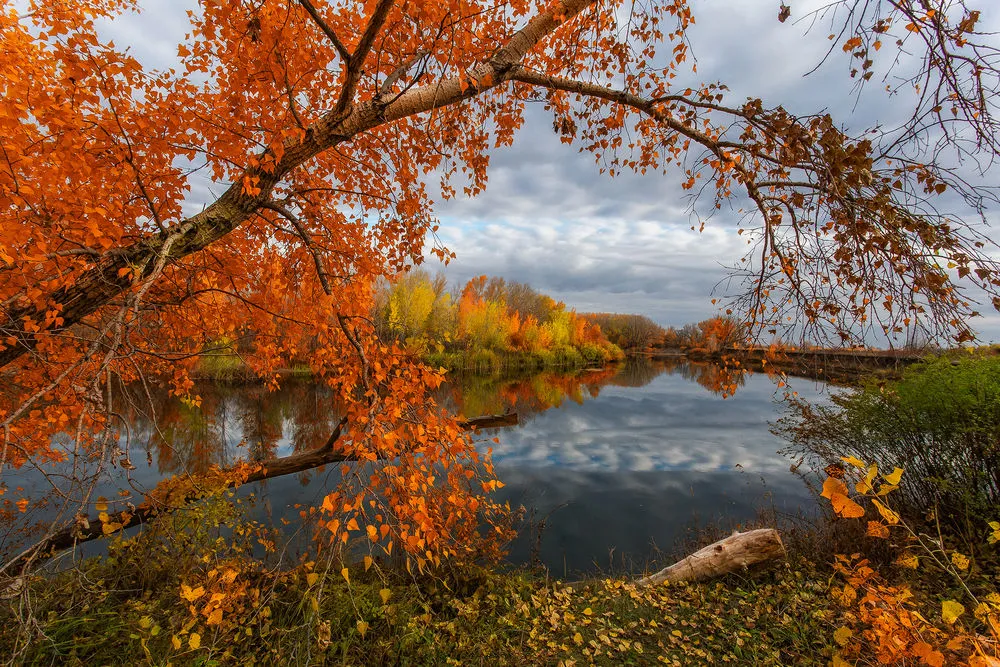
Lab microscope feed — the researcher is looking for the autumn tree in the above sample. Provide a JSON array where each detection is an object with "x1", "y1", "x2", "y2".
[
  {"x1": 696, "y1": 316, "x2": 747, "y2": 353},
  {"x1": 2, "y1": 0, "x2": 1000, "y2": 575},
  {"x1": 584, "y1": 313, "x2": 666, "y2": 350}
]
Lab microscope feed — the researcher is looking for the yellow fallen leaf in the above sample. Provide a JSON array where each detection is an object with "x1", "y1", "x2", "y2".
[
  {"x1": 379, "y1": 588, "x2": 391, "y2": 604},
  {"x1": 942, "y1": 600, "x2": 965, "y2": 624},
  {"x1": 189, "y1": 632, "x2": 201, "y2": 649},
  {"x1": 833, "y1": 626, "x2": 852, "y2": 646},
  {"x1": 841, "y1": 456, "x2": 866, "y2": 469},
  {"x1": 866, "y1": 520, "x2": 890, "y2": 538},
  {"x1": 341, "y1": 567, "x2": 349, "y2": 584},
  {"x1": 306, "y1": 572, "x2": 319, "y2": 586},
  {"x1": 180, "y1": 585, "x2": 205, "y2": 602},
  {"x1": 356, "y1": 620, "x2": 369, "y2": 638}
]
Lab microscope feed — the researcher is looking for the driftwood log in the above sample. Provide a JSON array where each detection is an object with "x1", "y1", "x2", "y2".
[
  {"x1": 635, "y1": 528, "x2": 785, "y2": 586},
  {"x1": 2, "y1": 413, "x2": 518, "y2": 575}
]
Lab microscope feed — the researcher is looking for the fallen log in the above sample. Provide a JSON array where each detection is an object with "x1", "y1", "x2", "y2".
[
  {"x1": 2, "y1": 412, "x2": 518, "y2": 575},
  {"x1": 459, "y1": 413, "x2": 519, "y2": 429},
  {"x1": 635, "y1": 528, "x2": 785, "y2": 586}
]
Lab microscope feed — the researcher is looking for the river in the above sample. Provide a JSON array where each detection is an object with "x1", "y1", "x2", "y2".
[{"x1": 2, "y1": 358, "x2": 829, "y2": 575}]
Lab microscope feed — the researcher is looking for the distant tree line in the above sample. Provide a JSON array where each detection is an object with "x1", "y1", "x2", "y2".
[
  {"x1": 373, "y1": 272, "x2": 623, "y2": 369},
  {"x1": 580, "y1": 313, "x2": 665, "y2": 351},
  {"x1": 373, "y1": 271, "x2": 753, "y2": 368},
  {"x1": 661, "y1": 317, "x2": 748, "y2": 353},
  {"x1": 582, "y1": 313, "x2": 748, "y2": 354}
]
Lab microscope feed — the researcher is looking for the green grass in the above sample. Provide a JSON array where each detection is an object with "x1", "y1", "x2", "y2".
[{"x1": 424, "y1": 345, "x2": 623, "y2": 374}]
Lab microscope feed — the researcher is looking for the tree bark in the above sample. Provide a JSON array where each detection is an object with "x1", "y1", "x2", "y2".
[
  {"x1": 635, "y1": 529, "x2": 785, "y2": 586},
  {"x1": 1, "y1": 413, "x2": 517, "y2": 575}
]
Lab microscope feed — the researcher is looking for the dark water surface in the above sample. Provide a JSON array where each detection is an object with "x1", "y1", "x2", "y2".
[{"x1": 4, "y1": 359, "x2": 828, "y2": 575}]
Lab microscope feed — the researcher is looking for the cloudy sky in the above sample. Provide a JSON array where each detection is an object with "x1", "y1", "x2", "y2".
[{"x1": 96, "y1": 1, "x2": 1000, "y2": 340}]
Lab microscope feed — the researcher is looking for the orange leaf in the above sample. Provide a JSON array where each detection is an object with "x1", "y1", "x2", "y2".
[
  {"x1": 821, "y1": 476, "x2": 850, "y2": 500},
  {"x1": 830, "y1": 492, "x2": 864, "y2": 518}
]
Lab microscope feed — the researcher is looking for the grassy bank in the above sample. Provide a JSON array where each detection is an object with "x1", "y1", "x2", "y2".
[
  {"x1": 425, "y1": 344, "x2": 623, "y2": 374},
  {"x1": 2, "y1": 551, "x2": 839, "y2": 665},
  {"x1": 5, "y1": 506, "x2": 992, "y2": 666},
  {"x1": 193, "y1": 346, "x2": 623, "y2": 381}
]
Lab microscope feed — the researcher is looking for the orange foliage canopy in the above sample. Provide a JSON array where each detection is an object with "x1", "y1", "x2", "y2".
[{"x1": 1, "y1": 0, "x2": 1000, "y2": 565}]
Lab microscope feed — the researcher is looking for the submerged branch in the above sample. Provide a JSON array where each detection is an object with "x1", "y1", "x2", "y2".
[{"x1": 1, "y1": 413, "x2": 517, "y2": 577}]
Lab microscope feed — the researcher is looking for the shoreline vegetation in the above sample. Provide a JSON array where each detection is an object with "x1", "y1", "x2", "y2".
[
  {"x1": 193, "y1": 344, "x2": 930, "y2": 386},
  {"x1": 194, "y1": 269, "x2": 940, "y2": 384}
]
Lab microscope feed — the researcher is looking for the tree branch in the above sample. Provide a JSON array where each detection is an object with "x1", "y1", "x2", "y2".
[
  {"x1": 295, "y1": 0, "x2": 351, "y2": 63},
  {"x1": 258, "y1": 201, "x2": 334, "y2": 295},
  {"x1": 336, "y1": 0, "x2": 395, "y2": 114}
]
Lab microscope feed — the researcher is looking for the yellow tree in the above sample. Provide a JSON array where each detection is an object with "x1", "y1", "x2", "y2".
[{"x1": 1, "y1": 0, "x2": 999, "y2": 574}]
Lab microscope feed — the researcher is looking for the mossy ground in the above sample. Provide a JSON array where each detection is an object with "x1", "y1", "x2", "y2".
[{"x1": 3, "y1": 554, "x2": 841, "y2": 666}]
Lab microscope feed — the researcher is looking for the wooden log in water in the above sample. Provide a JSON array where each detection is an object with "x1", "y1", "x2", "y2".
[
  {"x1": 635, "y1": 528, "x2": 785, "y2": 586},
  {"x1": 459, "y1": 413, "x2": 519, "y2": 429}
]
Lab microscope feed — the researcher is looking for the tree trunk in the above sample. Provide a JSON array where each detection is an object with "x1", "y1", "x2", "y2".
[{"x1": 635, "y1": 529, "x2": 785, "y2": 586}]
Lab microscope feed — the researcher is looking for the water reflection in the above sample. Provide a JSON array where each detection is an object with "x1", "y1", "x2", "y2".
[
  {"x1": 3, "y1": 359, "x2": 825, "y2": 574},
  {"x1": 496, "y1": 468, "x2": 811, "y2": 575},
  {"x1": 132, "y1": 382, "x2": 343, "y2": 478}
]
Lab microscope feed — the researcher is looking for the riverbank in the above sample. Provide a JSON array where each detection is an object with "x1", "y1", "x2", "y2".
[
  {"x1": 424, "y1": 345, "x2": 623, "y2": 374},
  {"x1": 3, "y1": 508, "x2": 988, "y2": 666},
  {"x1": 193, "y1": 345, "x2": 625, "y2": 381},
  {"x1": 0, "y1": 542, "x2": 840, "y2": 664},
  {"x1": 650, "y1": 345, "x2": 931, "y2": 383}
]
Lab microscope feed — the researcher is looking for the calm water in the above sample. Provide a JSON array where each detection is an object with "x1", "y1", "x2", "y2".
[{"x1": 3, "y1": 359, "x2": 828, "y2": 575}]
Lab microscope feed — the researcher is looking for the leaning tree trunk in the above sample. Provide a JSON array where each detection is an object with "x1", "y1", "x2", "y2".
[{"x1": 635, "y1": 529, "x2": 785, "y2": 586}]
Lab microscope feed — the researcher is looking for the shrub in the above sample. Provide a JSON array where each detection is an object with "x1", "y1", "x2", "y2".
[{"x1": 776, "y1": 352, "x2": 1000, "y2": 546}]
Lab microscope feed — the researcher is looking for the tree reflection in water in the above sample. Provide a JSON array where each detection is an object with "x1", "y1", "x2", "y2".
[{"x1": 116, "y1": 359, "x2": 752, "y2": 477}]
